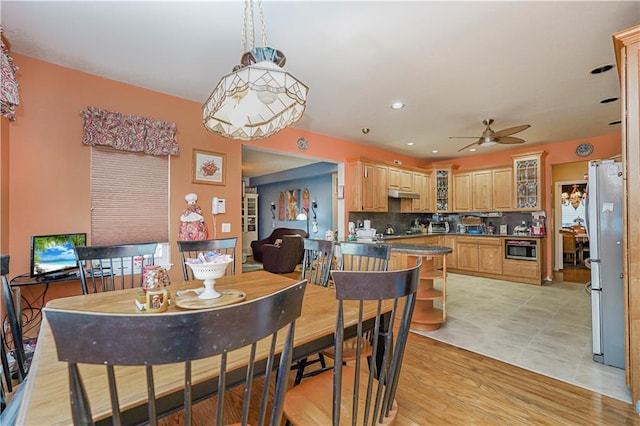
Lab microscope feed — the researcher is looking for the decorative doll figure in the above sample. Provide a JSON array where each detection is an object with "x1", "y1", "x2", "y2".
[{"x1": 178, "y1": 193, "x2": 209, "y2": 241}]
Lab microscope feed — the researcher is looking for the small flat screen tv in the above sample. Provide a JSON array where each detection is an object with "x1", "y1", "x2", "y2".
[{"x1": 30, "y1": 233, "x2": 87, "y2": 278}]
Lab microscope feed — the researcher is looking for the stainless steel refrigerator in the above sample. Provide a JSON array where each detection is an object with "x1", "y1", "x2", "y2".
[{"x1": 586, "y1": 159, "x2": 625, "y2": 369}]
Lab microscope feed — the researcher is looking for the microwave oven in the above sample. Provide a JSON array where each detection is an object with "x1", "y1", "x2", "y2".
[
  {"x1": 428, "y1": 222, "x2": 449, "y2": 234},
  {"x1": 505, "y1": 239, "x2": 537, "y2": 261}
]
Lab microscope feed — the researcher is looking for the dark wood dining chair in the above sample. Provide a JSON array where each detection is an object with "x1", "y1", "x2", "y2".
[
  {"x1": 322, "y1": 242, "x2": 392, "y2": 363},
  {"x1": 177, "y1": 238, "x2": 238, "y2": 280},
  {"x1": 0, "y1": 255, "x2": 27, "y2": 384},
  {"x1": 283, "y1": 259, "x2": 421, "y2": 425},
  {"x1": 74, "y1": 242, "x2": 158, "y2": 294},
  {"x1": 338, "y1": 241, "x2": 391, "y2": 272},
  {"x1": 44, "y1": 280, "x2": 307, "y2": 426},
  {"x1": 291, "y1": 239, "x2": 335, "y2": 385}
]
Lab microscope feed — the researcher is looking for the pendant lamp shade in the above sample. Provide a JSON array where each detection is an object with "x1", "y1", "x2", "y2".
[{"x1": 202, "y1": 1, "x2": 308, "y2": 141}]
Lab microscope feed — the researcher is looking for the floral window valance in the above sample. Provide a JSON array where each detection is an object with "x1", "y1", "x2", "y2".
[
  {"x1": 82, "y1": 106, "x2": 179, "y2": 156},
  {"x1": 0, "y1": 26, "x2": 20, "y2": 121}
]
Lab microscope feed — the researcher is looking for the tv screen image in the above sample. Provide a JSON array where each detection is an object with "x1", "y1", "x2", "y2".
[{"x1": 30, "y1": 233, "x2": 87, "y2": 278}]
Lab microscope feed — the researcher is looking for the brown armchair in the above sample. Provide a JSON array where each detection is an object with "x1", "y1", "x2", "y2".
[
  {"x1": 262, "y1": 235, "x2": 305, "y2": 274},
  {"x1": 250, "y1": 228, "x2": 308, "y2": 262}
]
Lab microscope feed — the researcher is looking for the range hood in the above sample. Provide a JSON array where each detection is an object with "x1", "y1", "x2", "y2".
[{"x1": 388, "y1": 189, "x2": 420, "y2": 199}]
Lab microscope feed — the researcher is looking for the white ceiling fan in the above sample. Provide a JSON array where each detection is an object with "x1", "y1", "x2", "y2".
[{"x1": 450, "y1": 119, "x2": 531, "y2": 152}]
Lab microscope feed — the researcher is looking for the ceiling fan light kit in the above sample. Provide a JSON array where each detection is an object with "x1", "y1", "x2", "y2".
[
  {"x1": 202, "y1": 0, "x2": 308, "y2": 141},
  {"x1": 450, "y1": 118, "x2": 531, "y2": 152}
]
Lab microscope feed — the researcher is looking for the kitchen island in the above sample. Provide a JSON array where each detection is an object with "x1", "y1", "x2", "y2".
[{"x1": 388, "y1": 242, "x2": 452, "y2": 331}]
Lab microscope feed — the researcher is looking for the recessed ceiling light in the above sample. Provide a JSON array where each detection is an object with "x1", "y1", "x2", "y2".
[
  {"x1": 469, "y1": 148, "x2": 477, "y2": 152},
  {"x1": 431, "y1": 149, "x2": 439, "y2": 154},
  {"x1": 362, "y1": 128, "x2": 370, "y2": 134},
  {"x1": 590, "y1": 64, "x2": 614, "y2": 74},
  {"x1": 390, "y1": 102, "x2": 405, "y2": 110},
  {"x1": 609, "y1": 120, "x2": 621, "y2": 125},
  {"x1": 600, "y1": 97, "x2": 618, "y2": 104},
  {"x1": 406, "y1": 142, "x2": 415, "y2": 146}
]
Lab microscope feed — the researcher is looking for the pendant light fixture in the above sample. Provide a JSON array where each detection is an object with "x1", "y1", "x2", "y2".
[{"x1": 202, "y1": 0, "x2": 308, "y2": 141}]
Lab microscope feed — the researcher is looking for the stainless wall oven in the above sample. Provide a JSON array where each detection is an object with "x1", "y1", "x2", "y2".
[{"x1": 505, "y1": 239, "x2": 537, "y2": 261}]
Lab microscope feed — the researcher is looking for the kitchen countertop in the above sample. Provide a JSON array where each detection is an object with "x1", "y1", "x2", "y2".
[
  {"x1": 376, "y1": 233, "x2": 543, "y2": 241},
  {"x1": 387, "y1": 242, "x2": 452, "y2": 255}
]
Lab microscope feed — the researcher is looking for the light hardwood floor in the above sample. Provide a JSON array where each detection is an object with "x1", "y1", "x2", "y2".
[{"x1": 161, "y1": 332, "x2": 637, "y2": 425}]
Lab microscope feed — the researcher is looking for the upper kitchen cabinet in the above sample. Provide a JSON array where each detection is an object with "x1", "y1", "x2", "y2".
[
  {"x1": 347, "y1": 160, "x2": 388, "y2": 212},
  {"x1": 433, "y1": 165, "x2": 456, "y2": 212},
  {"x1": 452, "y1": 172, "x2": 472, "y2": 212},
  {"x1": 402, "y1": 171, "x2": 431, "y2": 213},
  {"x1": 492, "y1": 167, "x2": 513, "y2": 211},
  {"x1": 512, "y1": 151, "x2": 546, "y2": 211},
  {"x1": 472, "y1": 170, "x2": 493, "y2": 211},
  {"x1": 388, "y1": 167, "x2": 413, "y2": 191}
]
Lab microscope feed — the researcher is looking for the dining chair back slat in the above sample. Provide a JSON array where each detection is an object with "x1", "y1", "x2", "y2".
[
  {"x1": 74, "y1": 243, "x2": 158, "y2": 294},
  {"x1": 338, "y1": 242, "x2": 391, "y2": 272},
  {"x1": 177, "y1": 238, "x2": 237, "y2": 280},
  {"x1": 283, "y1": 259, "x2": 421, "y2": 425},
  {"x1": 301, "y1": 239, "x2": 334, "y2": 287},
  {"x1": 44, "y1": 280, "x2": 307, "y2": 426}
]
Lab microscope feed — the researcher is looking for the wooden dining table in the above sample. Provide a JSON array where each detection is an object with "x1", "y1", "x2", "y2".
[{"x1": 16, "y1": 270, "x2": 391, "y2": 425}]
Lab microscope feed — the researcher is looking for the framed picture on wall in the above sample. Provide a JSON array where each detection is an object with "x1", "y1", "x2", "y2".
[
  {"x1": 285, "y1": 189, "x2": 300, "y2": 220},
  {"x1": 193, "y1": 149, "x2": 225, "y2": 185}
]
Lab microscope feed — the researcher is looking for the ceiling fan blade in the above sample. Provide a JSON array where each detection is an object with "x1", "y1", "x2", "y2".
[
  {"x1": 493, "y1": 124, "x2": 530, "y2": 137},
  {"x1": 449, "y1": 136, "x2": 479, "y2": 139},
  {"x1": 457, "y1": 140, "x2": 481, "y2": 152},
  {"x1": 497, "y1": 136, "x2": 526, "y2": 144}
]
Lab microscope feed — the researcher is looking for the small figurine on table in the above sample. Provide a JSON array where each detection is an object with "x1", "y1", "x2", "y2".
[{"x1": 178, "y1": 193, "x2": 209, "y2": 241}]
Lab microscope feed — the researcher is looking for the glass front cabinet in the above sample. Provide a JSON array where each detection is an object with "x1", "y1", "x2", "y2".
[
  {"x1": 433, "y1": 165, "x2": 456, "y2": 212},
  {"x1": 512, "y1": 152, "x2": 545, "y2": 211}
]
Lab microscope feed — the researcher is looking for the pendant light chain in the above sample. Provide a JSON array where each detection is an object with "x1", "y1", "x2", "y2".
[{"x1": 258, "y1": 0, "x2": 267, "y2": 47}]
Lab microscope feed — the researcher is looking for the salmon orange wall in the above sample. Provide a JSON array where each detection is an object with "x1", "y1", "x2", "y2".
[{"x1": 4, "y1": 54, "x2": 420, "y2": 303}]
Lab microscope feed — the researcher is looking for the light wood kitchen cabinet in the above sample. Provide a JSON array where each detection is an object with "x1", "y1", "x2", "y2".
[
  {"x1": 472, "y1": 170, "x2": 493, "y2": 211},
  {"x1": 492, "y1": 167, "x2": 513, "y2": 211},
  {"x1": 442, "y1": 235, "x2": 457, "y2": 269},
  {"x1": 512, "y1": 151, "x2": 545, "y2": 211},
  {"x1": 455, "y1": 168, "x2": 512, "y2": 212},
  {"x1": 347, "y1": 160, "x2": 388, "y2": 212},
  {"x1": 455, "y1": 237, "x2": 479, "y2": 271},
  {"x1": 477, "y1": 238, "x2": 502, "y2": 274},
  {"x1": 453, "y1": 173, "x2": 473, "y2": 212},
  {"x1": 402, "y1": 171, "x2": 432, "y2": 213},
  {"x1": 388, "y1": 167, "x2": 413, "y2": 191},
  {"x1": 445, "y1": 235, "x2": 542, "y2": 285}
]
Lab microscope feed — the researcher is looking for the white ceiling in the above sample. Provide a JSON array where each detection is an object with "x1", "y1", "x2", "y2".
[{"x1": 2, "y1": 1, "x2": 637, "y2": 177}]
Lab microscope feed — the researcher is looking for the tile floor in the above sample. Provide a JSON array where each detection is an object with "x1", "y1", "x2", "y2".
[{"x1": 412, "y1": 273, "x2": 632, "y2": 403}]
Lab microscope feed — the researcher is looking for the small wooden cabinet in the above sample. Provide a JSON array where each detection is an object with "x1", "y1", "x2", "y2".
[
  {"x1": 512, "y1": 151, "x2": 545, "y2": 211},
  {"x1": 347, "y1": 160, "x2": 388, "y2": 212}
]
